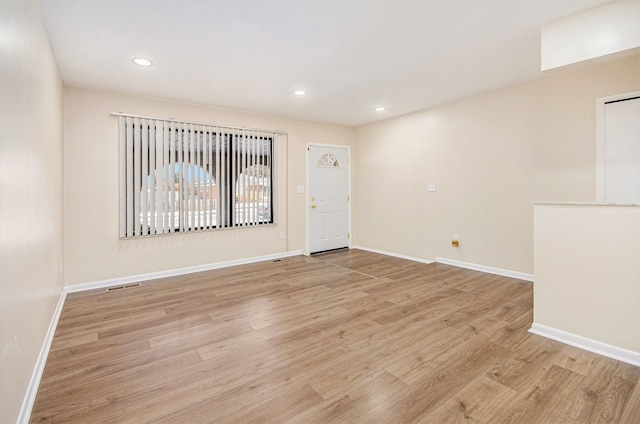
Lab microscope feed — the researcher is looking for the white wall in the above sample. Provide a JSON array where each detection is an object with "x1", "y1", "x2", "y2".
[
  {"x1": 63, "y1": 87, "x2": 355, "y2": 286},
  {"x1": 354, "y1": 55, "x2": 640, "y2": 275},
  {"x1": 533, "y1": 204, "x2": 640, "y2": 356},
  {"x1": 0, "y1": 0, "x2": 64, "y2": 422}
]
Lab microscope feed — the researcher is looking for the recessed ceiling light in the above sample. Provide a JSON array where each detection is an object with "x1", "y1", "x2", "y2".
[
  {"x1": 293, "y1": 90, "x2": 307, "y2": 96},
  {"x1": 375, "y1": 107, "x2": 385, "y2": 112},
  {"x1": 133, "y1": 57, "x2": 152, "y2": 67}
]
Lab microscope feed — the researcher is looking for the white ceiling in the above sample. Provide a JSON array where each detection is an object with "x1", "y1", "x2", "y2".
[{"x1": 39, "y1": 0, "x2": 611, "y2": 127}]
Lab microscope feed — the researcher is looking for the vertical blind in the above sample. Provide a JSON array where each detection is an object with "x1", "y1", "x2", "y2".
[{"x1": 118, "y1": 115, "x2": 275, "y2": 238}]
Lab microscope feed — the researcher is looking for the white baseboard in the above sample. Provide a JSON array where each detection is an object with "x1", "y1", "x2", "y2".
[
  {"x1": 65, "y1": 250, "x2": 303, "y2": 293},
  {"x1": 350, "y1": 245, "x2": 434, "y2": 264},
  {"x1": 18, "y1": 250, "x2": 302, "y2": 422},
  {"x1": 435, "y1": 256, "x2": 533, "y2": 282},
  {"x1": 17, "y1": 290, "x2": 67, "y2": 424},
  {"x1": 529, "y1": 323, "x2": 640, "y2": 367}
]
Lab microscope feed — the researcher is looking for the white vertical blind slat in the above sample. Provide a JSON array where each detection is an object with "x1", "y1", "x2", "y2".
[
  {"x1": 231, "y1": 130, "x2": 237, "y2": 227},
  {"x1": 184, "y1": 124, "x2": 189, "y2": 231},
  {"x1": 229, "y1": 131, "x2": 238, "y2": 226},
  {"x1": 217, "y1": 129, "x2": 223, "y2": 229},
  {"x1": 199, "y1": 126, "x2": 205, "y2": 228},
  {"x1": 177, "y1": 123, "x2": 184, "y2": 232},
  {"x1": 169, "y1": 121, "x2": 176, "y2": 233},
  {"x1": 246, "y1": 131, "x2": 251, "y2": 226},
  {"x1": 252, "y1": 132, "x2": 258, "y2": 226},
  {"x1": 266, "y1": 134, "x2": 271, "y2": 223},
  {"x1": 182, "y1": 123, "x2": 189, "y2": 232},
  {"x1": 141, "y1": 120, "x2": 149, "y2": 235},
  {"x1": 193, "y1": 125, "x2": 200, "y2": 229},
  {"x1": 199, "y1": 129, "x2": 203, "y2": 229},
  {"x1": 237, "y1": 131, "x2": 242, "y2": 227},
  {"x1": 183, "y1": 124, "x2": 189, "y2": 231},
  {"x1": 241, "y1": 130, "x2": 246, "y2": 226},
  {"x1": 258, "y1": 132, "x2": 263, "y2": 225},
  {"x1": 126, "y1": 117, "x2": 134, "y2": 237},
  {"x1": 119, "y1": 117, "x2": 127, "y2": 237},
  {"x1": 249, "y1": 131, "x2": 255, "y2": 226},
  {"x1": 240, "y1": 130, "x2": 245, "y2": 226},
  {"x1": 240, "y1": 130, "x2": 244, "y2": 226},
  {"x1": 201, "y1": 126, "x2": 207, "y2": 228},
  {"x1": 148, "y1": 120, "x2": 156, "y2": 234},
  {"x1": 133, "y1": 118, "x2": 142, "y2": 237},
  {"x1": 203, "y1": 128, "x2": 209, "y2": 228},
  {"x1": 209, "y1": 129, "x2": 215, "y2": 228},
  {"x1": 188, "y1": 125, "x2": 195, "y2": 231},
  {"x1": 161, "y1": 121, "x2": 169, "y2": 234},
  {"x1": 225, "y1": 130, "x2": 230, "y2": 229}
]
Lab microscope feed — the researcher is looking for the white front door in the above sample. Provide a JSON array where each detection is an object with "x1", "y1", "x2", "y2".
[{"x1": 308, "y1": 145, "x2": 350, "y2": 254}]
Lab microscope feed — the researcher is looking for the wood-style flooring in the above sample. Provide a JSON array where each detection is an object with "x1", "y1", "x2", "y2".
[{"x1": 30, "y1": 249, "x2": 640, "y2": 423}]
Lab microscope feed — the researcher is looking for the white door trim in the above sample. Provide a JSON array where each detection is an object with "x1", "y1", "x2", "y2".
[
  {"x1": 596, "y1": 90, "x2": 640, "y2": 202},
  {"x1": 305, "y1": 143, "x2": 352, "y2": 256}
]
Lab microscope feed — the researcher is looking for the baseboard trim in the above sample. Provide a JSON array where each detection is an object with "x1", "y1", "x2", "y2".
[
  {"x1": 435, "y1": 256, "x2": 533, "y2": 282},
  {"x1": 529, "y1": 323, "x2": 640, "y2": 367},
  {"x1": 17, "y1": 289, "x2": 67, "y2": 424},
  {"x1": 350, "y1": 246, "x2": 434, "y2": 265},
  {"x1": 65, "y1": 250, "x2": 303, "y2": 293},
  {"x1": 19, "y1": 250, "x2": 303, "y2": 422}
]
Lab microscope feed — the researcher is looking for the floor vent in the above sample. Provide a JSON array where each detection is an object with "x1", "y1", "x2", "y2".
[{"x1": 107, "y1": 283, "x2": 141, "y2": 292}]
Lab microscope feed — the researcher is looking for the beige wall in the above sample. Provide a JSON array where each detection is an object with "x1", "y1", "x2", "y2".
[
  {"x1": 354, "y1": 55, "x2": 640, "y2": 274},
  {"x1": 63, "y1": 87, "x2": 355, "y2": 285},
  {"x1": 0, "y1": 0, "x2": 64, "y2": 422},
  {"x1": 533, "y1": 204, "x2": 640, "y2": 353}
]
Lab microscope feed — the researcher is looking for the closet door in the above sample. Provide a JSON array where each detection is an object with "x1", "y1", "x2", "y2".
[{"x1": 602, "y1": 95, "x2": 640, "y2": 204}]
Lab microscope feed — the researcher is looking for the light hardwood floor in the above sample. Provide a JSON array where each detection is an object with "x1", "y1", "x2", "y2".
[{"x1": 30, "y1": 249, "x2": 640, "y2": 423}]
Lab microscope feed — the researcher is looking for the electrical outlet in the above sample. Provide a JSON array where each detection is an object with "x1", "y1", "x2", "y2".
[
  {"x1": 427, "y1": 183, "x2": 436, "y2": 192},
  {"x1": 280, "y1": 231, "x2": 286, "y2": 240}
]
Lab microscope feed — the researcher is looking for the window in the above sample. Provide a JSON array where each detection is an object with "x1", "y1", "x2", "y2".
[
  {"x1": 317, "y1": 153, "x2": 341, "y2": 167},
  {"x1": 118, "y1": 115, "x2": 275, "y2": 238}
]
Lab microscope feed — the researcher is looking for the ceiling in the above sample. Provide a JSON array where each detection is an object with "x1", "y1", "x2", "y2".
[{"x1": 39, "y1": 0, "x2": 611, "y2": 127}]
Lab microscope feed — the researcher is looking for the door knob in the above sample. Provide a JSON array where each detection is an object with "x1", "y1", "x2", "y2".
[{"x1": 311, "y1": 204, "x2": 316, "y2": 209}]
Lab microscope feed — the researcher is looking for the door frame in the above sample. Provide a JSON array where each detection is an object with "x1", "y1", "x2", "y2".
[
  {"x1": 305, "y1": 143, "x2": 352, "y2": 256},
  {"x1": 596, "y1": 90, "x2": 640, "y2": 202}
]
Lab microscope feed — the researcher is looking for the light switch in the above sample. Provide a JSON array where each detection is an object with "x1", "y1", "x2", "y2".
[
  {"x1": 427, "y1": 183, "x2": 436, "y2": 192},
  {"x1": 296, "y1": 185, "x2": 304, "y2": 194}
]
